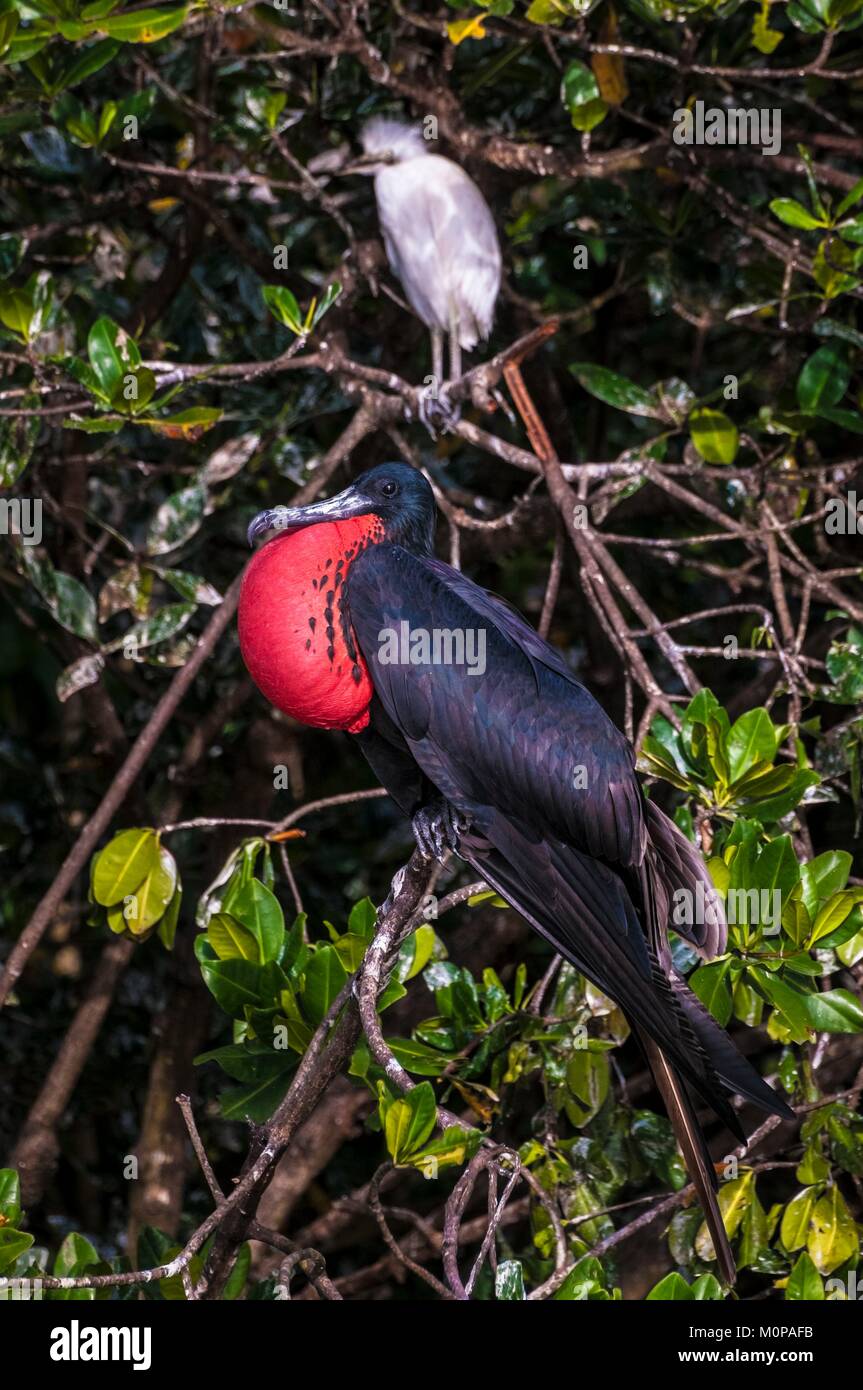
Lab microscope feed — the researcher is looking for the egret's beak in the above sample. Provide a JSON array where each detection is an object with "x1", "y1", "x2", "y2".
[{"x1": 247, "y1": 485, "x2": 374, "y2": 546}]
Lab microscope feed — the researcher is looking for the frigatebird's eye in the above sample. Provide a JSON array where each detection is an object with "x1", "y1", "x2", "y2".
[{"x1": 379, "y1": 479, "x2": 399, "y2": 498}]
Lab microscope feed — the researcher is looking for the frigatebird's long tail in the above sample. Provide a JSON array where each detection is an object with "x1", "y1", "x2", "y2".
[
  {"x1": 457, "y1": 813, "x2": 792, "y2": 1284},
  {"x1": 638, "y1": 1032, "x2": 736, "y2": 1286}
]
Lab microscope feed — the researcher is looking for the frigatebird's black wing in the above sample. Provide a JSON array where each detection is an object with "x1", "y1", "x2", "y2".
[
  {"x1": 346, "y1": 542, "x2": 791, "y2": 1127},
  {"x1": 347, "y1": 543, "x2": 647, "y2": 871}
]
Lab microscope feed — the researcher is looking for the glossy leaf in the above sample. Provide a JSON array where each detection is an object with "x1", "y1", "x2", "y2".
[{"x1": 92, "y1": 828, "x2": 160, "y2": 907}]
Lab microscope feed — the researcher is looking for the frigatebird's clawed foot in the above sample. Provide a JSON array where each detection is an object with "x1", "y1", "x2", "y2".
[
  {"x1": 411, "y1": 800, "x2": 467, "y2": 863},
  {"x1": 417, "y1": 386, "x2": 461, "y2": 438}
]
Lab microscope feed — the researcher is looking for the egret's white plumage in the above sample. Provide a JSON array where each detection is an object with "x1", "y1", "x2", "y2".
[{"x1": 360, "y1": 118, "x2": 501, "y2": 377}]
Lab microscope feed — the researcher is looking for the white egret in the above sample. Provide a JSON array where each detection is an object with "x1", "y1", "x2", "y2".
[{"x1": 351, "y1": 117, "x2": 502, "y2": 429}]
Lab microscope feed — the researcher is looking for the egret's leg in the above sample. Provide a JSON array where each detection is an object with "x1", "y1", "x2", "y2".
[
  {"x1": 419, "y1": 326, "x2": 449, "y2": 436},
  {"x1": 447, "y1": 327, "x2": 462, "y2": 385},
  {"x1": 433, "y1": 318, "x2": 462, "y2": 432},
  {"x1": 431, "y1": 326, "x2": 444, "y2": 395}
]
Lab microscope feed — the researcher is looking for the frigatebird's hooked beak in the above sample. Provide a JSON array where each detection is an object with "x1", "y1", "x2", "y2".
[{"x1": 247, "y1": 484, "x2": 374, "y2": 547}]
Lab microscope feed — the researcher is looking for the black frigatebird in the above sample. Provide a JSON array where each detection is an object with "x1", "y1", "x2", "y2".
[{"x1": 240, "y1": 462, "x2": 793, "y2": 1285}]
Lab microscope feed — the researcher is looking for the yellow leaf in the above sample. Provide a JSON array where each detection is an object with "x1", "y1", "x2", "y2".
[
  {"x1": 148, "y1": 198, "x2": 180, "y2": 213},
  {"x1": 752, "y1": 0, "x2": 783, "y2": 56},
  {"x1": 447, "y1": 16, "x2": 487, "y2": 45},
  {"x1": 808, "y1": 1185, "x2": 859, "y2": 1275},
  {"x1": 591, "y1": 6, "x2": 628, "y2": 107}
]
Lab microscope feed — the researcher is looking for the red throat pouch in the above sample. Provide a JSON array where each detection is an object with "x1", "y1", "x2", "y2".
[{"x1": 238, "y1": 516, "x2": 384, "y2": 732}]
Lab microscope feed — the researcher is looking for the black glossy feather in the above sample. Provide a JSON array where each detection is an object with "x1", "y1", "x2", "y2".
[{"x1": 346, "y1": 540, "x2": 792, "y2": 1130}]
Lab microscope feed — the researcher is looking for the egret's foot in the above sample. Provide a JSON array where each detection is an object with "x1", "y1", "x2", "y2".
[
  {"x1": 417, "y1": 386, "x2": 462, "y2": 438},
  {"x1": 411, "y1": 800, "x2": 469, "y2": 863}
]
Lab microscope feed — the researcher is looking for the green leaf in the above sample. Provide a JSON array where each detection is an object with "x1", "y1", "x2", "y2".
[
  {"x1": 220, "y1": 1071, "x2": 292, "y2": 1124},
  {"x1": 407, "y1": 1125, "x2": 481, "y2": 1175},
  {"x1": 54, "y1": 1230, "x2": 99, "y2": 1275},
  {"x1": 748, "y1": 966, "x2": 813, "y2": 1036},
  {"x1": 689, "y1": 959, "x2": 732, "y2": 1027},
  {"x1": 796, "y1": 344, "x2": 851, "y2": 410},
  {"x1": 495, "y1": 1259, "x2": 526, "y2": 1300},
  {"x1": 386, "y1": 1037, "x2": 452, "y2": 1076},
  {"x1": 807, "y1": 1184, "x2": 859, "y2": 1274},
  {"x1": 816, "y1": 405, "x2": 863, "y2": 434},
  {"x1": 565, "y1": 1047, "x2": 609, "y2": 1125},
  {"x1": 769, "y1": 198, "x2": 825, "y2": 230},
  {"x1": 804, "y1": 850, "x2": 852, "y2": 901},
  {"x1": 53, "y1": 37, "x2": 120, "y2": 91},
  {"x1": 52, "y1": 1230, "x2": 100, "y2": 1300},
  {"x1": 0, "y1": 1169, "x2": 22, "y2": 1224},
  {"x1": 781, "y1": 1187, "x2": 817, "y2": 1251},
  {"x1": 63, "y1": 414, "x2": 126, "y2": 434},
  {"x1": 229, "y1": 879, "x2": 285, "y2": 964},
  {"x1": 0, "y1": 233, "x2": 26, "y2": 279},
  {"x1": 262, "y1": 285, "x2": 303, "y2": 334},
  {"x1": 117, "y1": 844, "x2": 177, "y2": 935},
  {"x1": 751, "y1": 834, "x2": 799, "y2": 900},
  {"x1": 689, "y1": 407, "x2": 739, "y2": 464},
  {"x1": 198, "y1": 956, "x2": 273, "y2": 1019},
  {"x1": 808, "y1": 890, "x2": 859, "y2": 947},
  {"x1": 0, "y1": 1227, "x2": 34, "y2": 1273},
  {"x1": 726, "y1": 708, "x2": 778, "y2": 782},
  {"x1": 92, "y1": 828, "x2": 160, "y2": 907},
  {"x1": 302, "y1": 944, "x2": 348, "y2": 1024},
  {"x1": 347, "y1": 897, "x2": 377, "y2": 941},
  {"x1": 569, "y1": 363, "x2": 660, "y2": 417},
  {"x1": 690, "y1": 1273, "x2": 725, "y2": 1300},
  {"x1": 106, "y1": 602, "x2": 195, "y2": 656},
  {"x1": 395, "y1": 923, "x2": 436, "y2": 983},
  {"x1": 813, "y1": 235, "x2": 860, "y2": 297},
  {"x1": 383, "y1": 1081, "x2": 437, "y2": 1163},
  {"x1": 0, "y1": 287, "x2": 34, "y2": 340},
  {"x1": 100, "y1": 5, "x2": 189, "y2": 43},
  {"x1": 312, "y1": 280, "x2": 342, "y2": 326},
  {"x1": 560, "y1": 57, "x2": 599, "y2": 107},
  {"x1": 222, "y1": 1242, "x2": 251, "y2": 1300},
  {"x1": 87, "y1": 316, "x2": 128, "y2": 399},
  {"x1": 158, "y1": 883, "x2": 181, "y2": 951},
  {"x1": 146, "y1": 483, "x2": 207, "y2": 555},
  {"x1": 804, "y1": 988, "x2": 863, "y2": 1033},
  {"x1": 836, "y1": 177, "x2": 863, "y2": 219},
  {"x1": 156, "y1": 567, "x2": 221, "y2": 606},
  {"x1": 0, "y1": 399, "x2": 40, "y2": 485},
  {"x1": 245, "y1": 85, "x2": 286, "y2": 130},
  {"x1": 144, "y1": 406, "x2": 222, "y2": 440},
  {"x1": 206, "y1": 913, "x2": 258, "y2": 962},
  {"x1": 786, "y1": 1251, "x2": 824, "y2": 1299},
  {"x1": 0, "y1": 8, "x2": 19, "y2": 59},
  {"x1": 646, "y1": 1271, "x2": 694, "y2": 1300}
]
